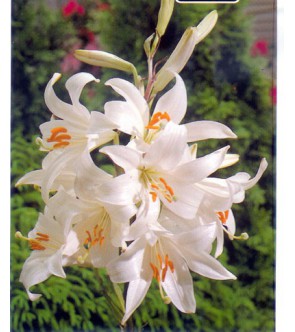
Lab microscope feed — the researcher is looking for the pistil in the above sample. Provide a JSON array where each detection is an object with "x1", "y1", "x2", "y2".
[{"x1": 216, "y1": 210, "x2": 249, "y2": 241}]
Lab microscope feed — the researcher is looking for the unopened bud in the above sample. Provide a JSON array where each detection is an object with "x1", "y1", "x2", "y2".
[
  {"x1": 154, "y1": 10, "x2": 218, "y2": 92},
  {"x1": 156, "y1": 0, "x2": 174, "y2": 37},
  {"x1": 74, "y1": 50, "x2": 140, "y2": 86}
]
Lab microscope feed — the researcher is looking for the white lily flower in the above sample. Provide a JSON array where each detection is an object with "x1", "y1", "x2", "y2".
[
  {"x1": 105, "y1": 73, "x2": 236, "y2": 151},
  {"x1": 40, "y1": 72, "x2": 116, "y2": 152},
  {"x1": 71, "y1": 152, "x2": 137, "y2": 253},
  {"x1": 108, "y1": 221, "x2": 235, "y2": 325},
  {"x1": 101, "y1": 122, "x2": 230, "y2": 219},
  {"x1": 69, "y1": 201, "x2": 122, "y2": 268},
  {"x1": 22, "y1": 72, "x2": 117, "y2": 202},
  {"x1": 15, "y1": 191, "x2": 80, "y2": 300},
  {"x1": 196, "y1": 158, "x2": 268, "y2": 257}
]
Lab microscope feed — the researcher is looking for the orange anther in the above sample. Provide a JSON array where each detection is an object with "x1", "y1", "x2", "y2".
[
  {"x1": 30, "y1": 240, "x2": 46, "y2": 251},
  {"x1": 157, "y1": 254, "x2": 163, "y2": 267},
  {"x1": 150, "y1": 191, "x2": 158, "y2": 202},
  {"x1": 53, "y1": 141, "x2": 70, "y2": 149},
  {"x1": 217, "y1": 210, "x2": 229, "y2": 224},
  {"x1": 50, "y1": 127, "x2": 67, "y2": 134},
  {"x1": 162, "y1": 266, "x2": 168, "y2": 282},
  {"x1": 146, "y1": 112, "x2": 171, "y2": 130},
  {"x1": 47, "y1": 126, "x2": 71, "y2": 148},
  {"x1": 35, "y1": 232, "x2": 50, "y2": 241},
  {"x1": 168, "y1": 261, "x2": 174, "y2": 273},
  {"x1": 150, "y1": 263, "x2": 160, "y2": 282},
  {"x1": 99, "y1": 237, "x2": 105, "y2": 246}
]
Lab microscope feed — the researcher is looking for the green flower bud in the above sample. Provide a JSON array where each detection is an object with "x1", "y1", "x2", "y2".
[{"x1": 154, "y1": 10, "x2": 218, "y2": 93}]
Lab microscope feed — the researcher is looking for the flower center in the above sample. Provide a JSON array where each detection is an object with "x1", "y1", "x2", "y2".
[
  {"x1": 83, "y1": 225, "x2": 105, "y2": 250},
  {"x1": 140, "y1": 168, "x2": 176, "y2": 203},
  {"x1": 150, "y1": 253, "x2": 174, "y2": 283},
  {"x1": 77, "y1": 211, "x2": 110, "y2": 264},
  {"x1": 47, "y1": 126, "x2": 71, "y2": 149},
  {"x1": 144, "y1": 112, "x2": 171, "y2": 144},
  {"x1": 15, "y1": 231, "x2": 59, "y2": 251}
]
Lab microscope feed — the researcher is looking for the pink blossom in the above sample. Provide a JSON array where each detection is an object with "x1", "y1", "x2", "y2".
[
  {"x1": 251, "y1": 39, "x2": 269, "y2": 57},
  {"x1": 60, "y1": 52, "x2": 82, "y2": 73},
  {"x1": 62, "y1": 0, "x2": 85, "y2": 17}
]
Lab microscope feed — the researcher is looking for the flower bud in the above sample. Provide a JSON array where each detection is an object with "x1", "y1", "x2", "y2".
[
  {"x1": 154, "y1": 10, "x2": 218, "y2": 93},
  {"x1": 156, "y1": 0, "x2": 174, "y2": 38},
  {"x1": 74, "y1": 50, "x2": 140, "y2": 85}
]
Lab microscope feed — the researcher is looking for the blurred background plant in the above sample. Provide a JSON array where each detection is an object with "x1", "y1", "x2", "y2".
[{"x1": 11, "y1": 0, "x2": 275, "y2": 330}]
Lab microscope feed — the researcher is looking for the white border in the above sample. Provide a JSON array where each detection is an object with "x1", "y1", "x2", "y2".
[
  {"x1": 176, "y1": 1, "x2": 239, "y2": 4},
  {"x1": 276, "y1": 0, "x2": 295, "y2": 331},
  {"x1": 0, "y1": 1, "x2": 11, "y2": 331}
]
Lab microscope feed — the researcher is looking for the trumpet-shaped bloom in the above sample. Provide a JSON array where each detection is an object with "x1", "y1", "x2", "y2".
[
  {"x1": 105, "y1": 72, "x2": 236, "y2": 152},
  {"x1": 16, "y1": 191, "x2": 80, "y2": 300},
  {"x1": 18, "y1": 72, "x2": 116, "y2": 201},
  {"x1": 40, "y1": 72, "x2": 116, "y2": 152},
  {"x1": 196, "y1": 158, "x2": 268, "y2": 257},
  {"x1": 101, "y1": 122, "x2": 230, "y2": 219},
  {"x1": 107, "y1": 220, "x2": 235, "y2": 325}
]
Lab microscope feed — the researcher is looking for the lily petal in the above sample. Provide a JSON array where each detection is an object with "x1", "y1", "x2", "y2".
[
  {"x1": 20, "y1": 249, "x2": 65, "y2": 301},
  {"x1": 161, "y1": 241, "x2": 196, "y2": 313},
  {"x1": 104, "y1": 100, "x2": 145, "y2": 136},
  {"x1": 154, "y1": 73, "x2": 187, "y2": 124},
  {"x1": 144, "y1": 122, "x2": 187, "y2": 170},
  {"x1": 107, "y1": 238, "x2": 147, "y2": 283},
  {"x1": 65, "y1": 72, "x2": 99, "y2": 119},
  {"x1": 105, "y1": 78, "x2": 149, "y2": 125},
  {"x1": 172, "y1": 146, "x2": 230, "y2": 183},
  {"x1": 100, "y1": 145, "x2": 142, "y2": 171},
  {"x1": 184, "y1": 120, "x2": 237, "y2": 142},
  {"x1": 122, "y1": 278, "x2": 152, "y2": 325}
]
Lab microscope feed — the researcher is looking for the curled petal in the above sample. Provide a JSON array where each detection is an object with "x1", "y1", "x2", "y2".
[
  {"x1": 65, "y1": 72, "x2": 99, "y2": 119},
  {"x1": 20, "y1": 249, "x2": 66, "y2": 301}
]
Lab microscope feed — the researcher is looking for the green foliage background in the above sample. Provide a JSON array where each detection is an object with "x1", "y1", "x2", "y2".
[{"x1": 11, "y1": 0, "x2": 275, "y2": 331}]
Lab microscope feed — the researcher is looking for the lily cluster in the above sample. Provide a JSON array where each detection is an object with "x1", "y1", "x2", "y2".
[{"x1": 16, "y1": 5, "x2": 267, "y2": 326}]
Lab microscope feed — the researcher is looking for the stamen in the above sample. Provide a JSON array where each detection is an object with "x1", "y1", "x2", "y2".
[
  {"x1": 149, "y1": 191, "x2": 158, "y2": 202},
  {"x1": 150, "y1": 263, "x2": 160, "y2": 282},
  {"x1": 46, "y1": 126, "x2": 71, "y2": 149},
  {"x1": 15, "y1": 231, "x2": 50, "y2": 251},
  {"x1": 150, "y1": 246, "x2": 175, "y2": 304},
  {"x1": 217, "y1": 210, "x2": 229, "y2": 224},
  {"x1": 146, "y1": 112, "x2": 171, "y2": 130},
  {"x1": 82, "y1": 225, "x2": 105, "y2": 252}
]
